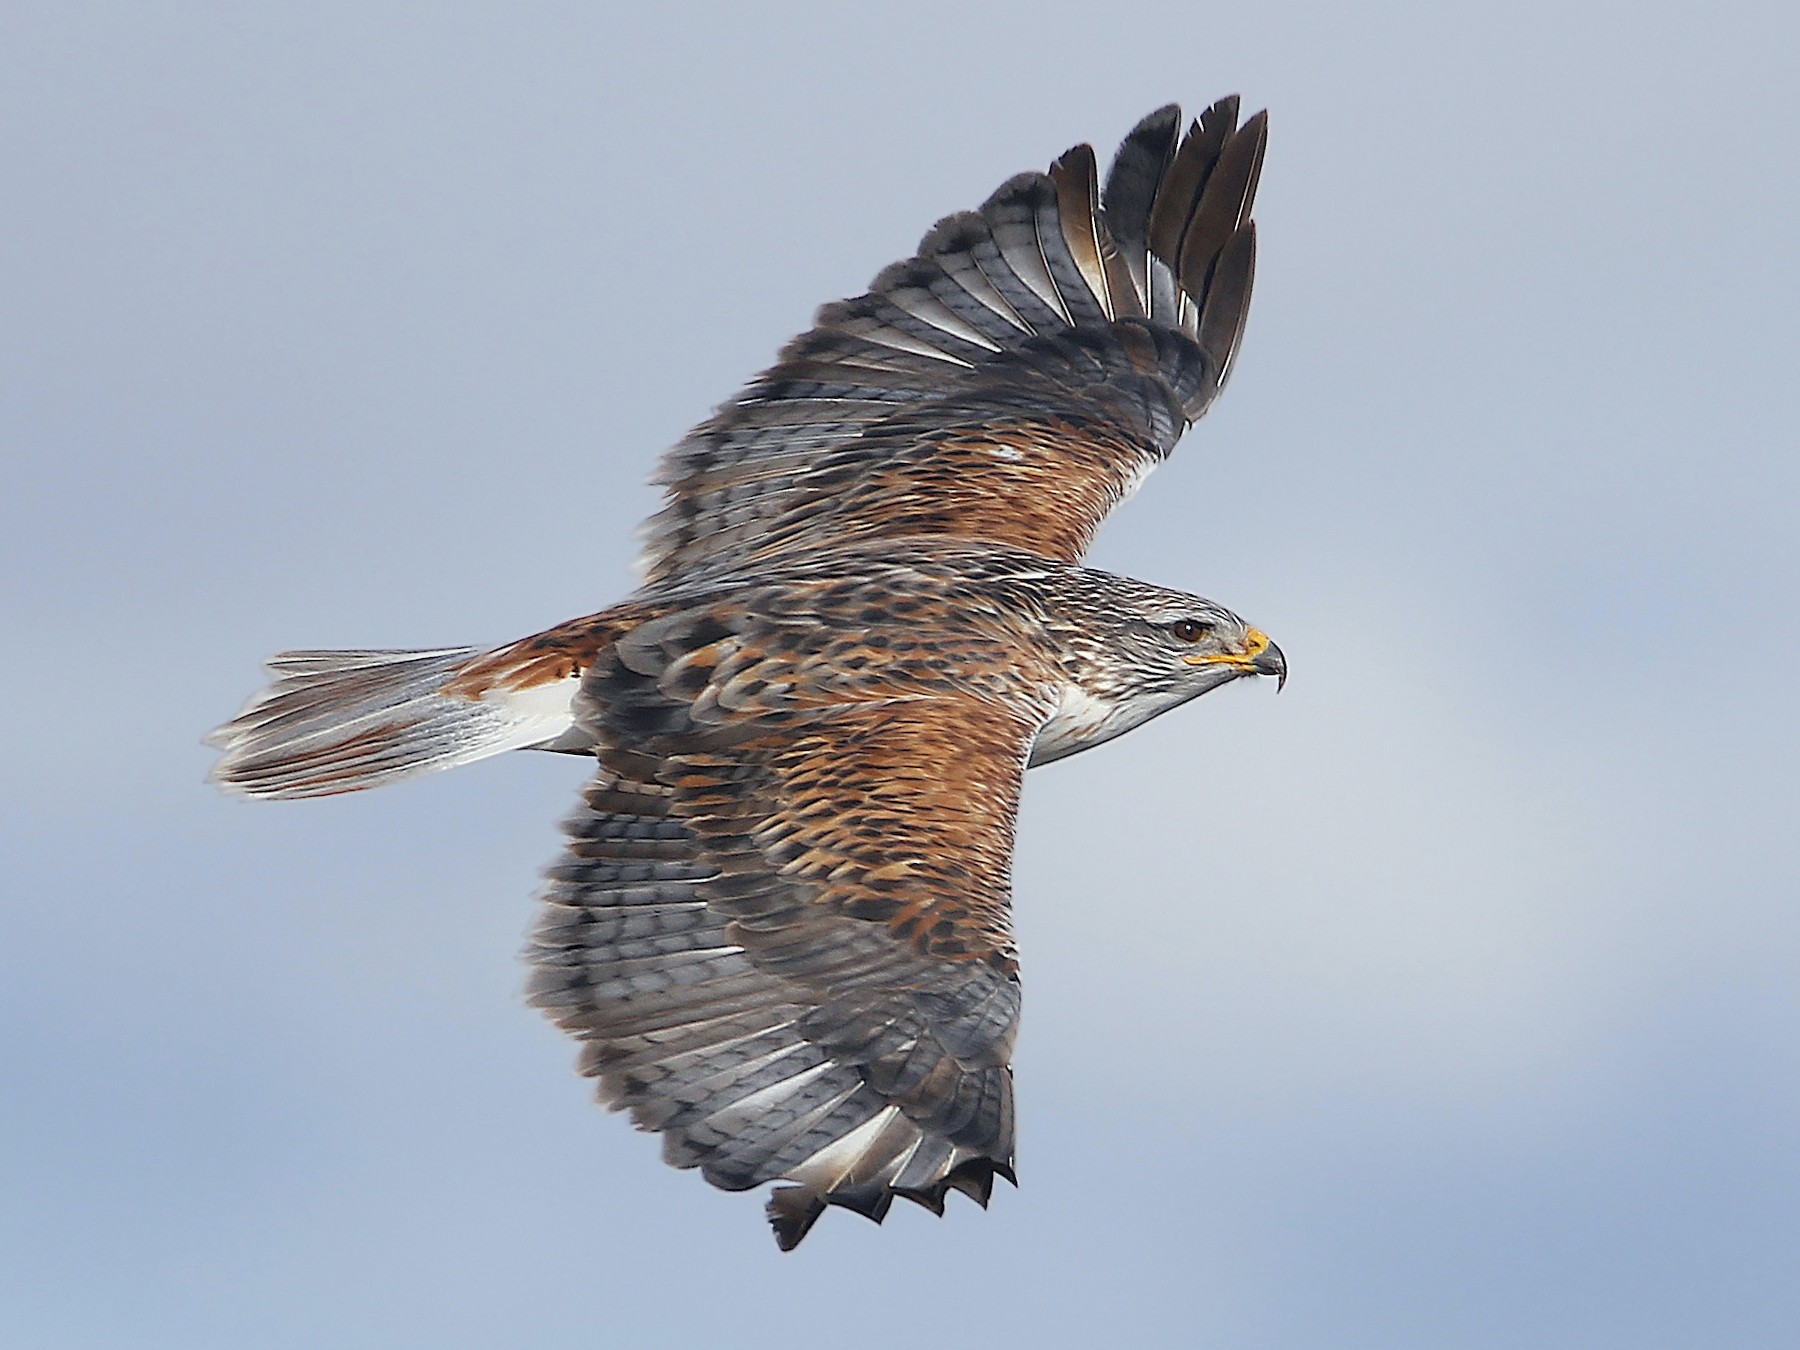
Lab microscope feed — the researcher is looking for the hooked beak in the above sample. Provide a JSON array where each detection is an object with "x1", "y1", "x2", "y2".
[
  {"x1": 1253, "y1": 638, "x2": 1287, "y2": 691},
  {"x1": 1183, "y1": 626, "x2": 1287, "y2": 691}
]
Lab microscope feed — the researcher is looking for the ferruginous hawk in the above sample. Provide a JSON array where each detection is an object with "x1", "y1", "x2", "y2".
[{"x1": 210, "y1": 99, "x2": 1287, "y2": 1249}]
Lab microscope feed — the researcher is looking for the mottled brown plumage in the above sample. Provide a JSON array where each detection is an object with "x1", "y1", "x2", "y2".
[{"x1": 209, "y1": 100, "x2": 1288, "y2": 1248}]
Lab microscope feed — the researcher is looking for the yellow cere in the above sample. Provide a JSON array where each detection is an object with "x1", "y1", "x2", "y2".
[{"x1": 1182, "y1": 626, "x2": 1272, "y2": 668}]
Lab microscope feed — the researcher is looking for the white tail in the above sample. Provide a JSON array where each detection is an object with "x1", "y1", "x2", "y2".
[{"x1": 207, "y1": 647, "x2": 583, "y2": 800}]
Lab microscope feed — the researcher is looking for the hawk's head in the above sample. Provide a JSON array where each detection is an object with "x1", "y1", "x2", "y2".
[
  {"x1": 1064, "y1": 572, "x2": 1285, "y2": 694},
  {"x1": 1030, "y1": 572, "x2": 1285, "y2": 765}
]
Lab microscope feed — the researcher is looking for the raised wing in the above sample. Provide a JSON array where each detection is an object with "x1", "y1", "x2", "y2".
[
  {"x1": 527, "y1": 602, "x2": 1053, "y2": 1248},
  {"x1": 638, "y1": 98, "x2": 1266, "y2": 589}
]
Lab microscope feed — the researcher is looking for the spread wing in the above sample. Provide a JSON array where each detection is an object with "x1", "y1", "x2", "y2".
[
  {"x1": 638, "y1": 98, "x2": 1266, "y2": 589},
  {"x1": 527, "y1": 605, "x2": 1052, "y2": 1248}
]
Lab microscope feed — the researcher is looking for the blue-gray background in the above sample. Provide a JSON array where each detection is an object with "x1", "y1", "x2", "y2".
[{"x1": 5, "y1": 3, "x2": 1796, "y2": 1346}]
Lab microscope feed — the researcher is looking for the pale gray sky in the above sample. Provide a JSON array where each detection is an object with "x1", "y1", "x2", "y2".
[{"x1": 4, "y1": 3, "x2": 1798, "y2": 1346}]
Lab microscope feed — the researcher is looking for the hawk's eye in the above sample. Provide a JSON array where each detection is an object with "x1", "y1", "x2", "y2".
[{"x1": 1169, "y1": 618, "x2": 1213, "y2": 643}]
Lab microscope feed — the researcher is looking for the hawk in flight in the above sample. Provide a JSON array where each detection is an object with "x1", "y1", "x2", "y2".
[{"x1": 210, "y1": 99, "x2": 1286, "y2": 1249}]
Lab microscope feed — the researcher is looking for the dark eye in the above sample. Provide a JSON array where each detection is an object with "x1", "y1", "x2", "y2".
[{"x1": 1169, "y1": 618, "x2": 1213, "y2": 643}]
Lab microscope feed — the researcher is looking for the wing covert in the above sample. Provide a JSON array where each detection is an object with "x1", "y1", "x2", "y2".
[{"x1": 638, "y1": 99, "x2": 1266, "y2": 589}]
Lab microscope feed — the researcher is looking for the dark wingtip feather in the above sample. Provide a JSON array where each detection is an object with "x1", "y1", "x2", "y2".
[
  {"x1": 827, "y1": 1182, "x2": 897, "y2": 1223},
  {"x1": 768, "y1": 1186, "x2": 828, "y2": 1251},
  {"x1": 893, "y1": 1180, "x2": 950, "y2": 1217},
  {"x1": 1195, "y1": 222, "x2": 1257, "y2": 402},
  {"x1": 1206, "y1": 93, "x2": 1243, "y2": 132},
  {"x1": 1145, "y1": 97, "x2": 1242, "y2": 272},
  {"x1": 944, "y1": 1158, "x2": 999, "y2": 1208},
  {"x1": 1102, "y1": 104, "x2": 1183, "y2": 252},
  {"x1": 768, "y1": 1154, "x2": 1016, "y2": 1247}
]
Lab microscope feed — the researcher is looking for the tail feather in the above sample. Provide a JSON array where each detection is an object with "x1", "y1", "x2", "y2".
[{"x1": 208, "y1": 646, "x2": 581, "y2": 800}]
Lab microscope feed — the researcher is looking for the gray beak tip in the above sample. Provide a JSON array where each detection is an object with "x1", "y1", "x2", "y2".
[{"x1": 1253, "y1": 640, "x2": 1287, "y2": 691}]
